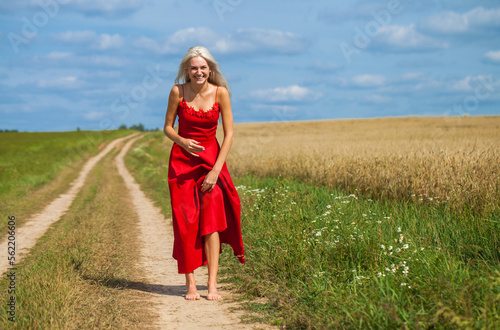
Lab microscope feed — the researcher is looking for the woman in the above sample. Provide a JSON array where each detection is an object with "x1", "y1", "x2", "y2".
[{"x1": 163, "y1": 46, "x2": 245, "y2": 301}]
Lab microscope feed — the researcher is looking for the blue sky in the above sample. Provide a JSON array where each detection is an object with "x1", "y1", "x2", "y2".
[{"x1": 1, "y1": 0, "x2": 499, "y2": 132}]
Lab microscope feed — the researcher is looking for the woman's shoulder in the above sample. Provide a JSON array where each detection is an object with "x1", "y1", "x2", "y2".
[
  {"x1": 169, "y1": 84, "x2": 183, "y2": 99},
  {"x1": 214, "y1": 85, "x2": 229, "y2": 99}
]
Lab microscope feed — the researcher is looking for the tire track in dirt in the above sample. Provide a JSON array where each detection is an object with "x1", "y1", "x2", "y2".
[
  {"x1": 0, "y1": 133, "x2": 139, "y2": 275},
  {"x1": 115, "y1": 135, "x2": 270, "y2": 329}
]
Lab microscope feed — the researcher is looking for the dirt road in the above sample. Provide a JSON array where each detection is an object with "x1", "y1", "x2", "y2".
[{"x1": 115, "y1": 135, "x2": 267, "y2": 329}]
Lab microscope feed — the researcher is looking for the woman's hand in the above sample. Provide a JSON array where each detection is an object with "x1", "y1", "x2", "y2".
[
  {"x1": 179, "y1": 138, "x2": 205, "y2": 157},
  {"x1": 201, "y1": 169, "x2": 219, "y2": 193}
]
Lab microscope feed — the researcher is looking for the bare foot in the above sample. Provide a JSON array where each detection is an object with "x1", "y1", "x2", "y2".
[
  {"x1": 185, "y1": 283, "x2": 200, "y2": 300},
  {"x1": 207, "y1": 284, "x2": 222, "y2": 300},
  {"x1": 185, "y1": 272, "x2": 200, "y2": 300}
]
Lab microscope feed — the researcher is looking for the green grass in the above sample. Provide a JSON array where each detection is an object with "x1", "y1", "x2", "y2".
[
  {"x1": 220, "y1": 176, "x2": 500, "y2": 328},
  {"x1": 0, "y1": 130, "x2": 134, "y2": 198},
  {"x1": 0, "y1": 129, "x2": 135, "y2": 232},
  {"x1": 126, "y1": 131, "x2": 500, "y2": 329}
]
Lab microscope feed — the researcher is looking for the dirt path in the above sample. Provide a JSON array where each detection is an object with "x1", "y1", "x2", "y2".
[
  {"x1": 0, "y1": 133, "x2": 139, "y2": 275},
  {"x1": 116, "y1": 135, "x2": 268, "y2": 329}
]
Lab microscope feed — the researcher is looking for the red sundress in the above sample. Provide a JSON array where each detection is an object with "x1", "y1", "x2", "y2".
[{"x1": 167, "y1": 85, "x2": 245, "y2": 274}]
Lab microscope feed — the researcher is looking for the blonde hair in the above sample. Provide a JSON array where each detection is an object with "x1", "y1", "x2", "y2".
[{"x1": 175, "y1": 46, "x2": 231, "y2": 96}]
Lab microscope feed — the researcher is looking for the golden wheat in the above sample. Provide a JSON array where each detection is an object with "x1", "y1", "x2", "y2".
[{"x1": 220, "y1": 116, "x2": 500, "y2": 213}]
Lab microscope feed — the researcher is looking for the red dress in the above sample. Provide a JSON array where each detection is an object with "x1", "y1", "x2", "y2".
[{"x1": 168, "y1": 85, "x2": 245, "y2": 274}]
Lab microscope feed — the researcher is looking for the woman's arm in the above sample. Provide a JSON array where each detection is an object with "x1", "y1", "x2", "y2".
[
  {"x1": 213, "y1": 86, "x2": 234, "y2": 173},
  {"x1": 163, "y1": 85, "x2": 205, "y2": 157},
  {"x1": 201, "y1": 86, "x2": 234, "y2": 192}
]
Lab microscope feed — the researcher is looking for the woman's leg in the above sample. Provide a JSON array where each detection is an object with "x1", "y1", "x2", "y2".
[
  {"x1": 204, "y1": 231, "x2": 222, "y2": 300},
  {"x1": 185, "y1": 272, "x2": 200, "y2": 300}
]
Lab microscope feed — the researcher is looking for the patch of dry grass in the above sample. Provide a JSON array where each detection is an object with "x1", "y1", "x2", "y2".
[{"x1": 223, "y1": 116, "x2": 500, "y2": 214}]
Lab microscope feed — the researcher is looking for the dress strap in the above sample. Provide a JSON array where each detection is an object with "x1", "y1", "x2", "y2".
[
  {"x1": 181, "y1": 84, "x2": 185, "y2": 99},
  {"x1": 215, "y1": 86, "x2": 219, "y2": 103}
]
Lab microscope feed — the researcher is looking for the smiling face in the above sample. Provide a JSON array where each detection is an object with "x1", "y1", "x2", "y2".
[{"x1": 187, "y1": 56, "x2": 211, "y2": 85}]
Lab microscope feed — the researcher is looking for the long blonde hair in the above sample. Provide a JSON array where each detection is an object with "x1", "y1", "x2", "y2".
[{"x1": 175, "y1": 46, "x2": 231, "y2": 96}]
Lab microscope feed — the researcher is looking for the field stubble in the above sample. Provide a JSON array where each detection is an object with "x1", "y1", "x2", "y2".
[{"x1": 224, "y1": 116, "x2": 500, "y2": 215}]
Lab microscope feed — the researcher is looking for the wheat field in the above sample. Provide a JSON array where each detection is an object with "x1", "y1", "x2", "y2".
[{"x1": 221, "y1": 116, "x2": 500, "y2": 214}]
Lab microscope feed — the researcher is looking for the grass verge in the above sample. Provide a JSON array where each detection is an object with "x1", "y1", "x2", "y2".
[
  {"x1": 0, "y1": 148, "x2": 153, "y2": 329},
  {"x1": 220, "y1": 175, "x2": 500, "y2": 329}
]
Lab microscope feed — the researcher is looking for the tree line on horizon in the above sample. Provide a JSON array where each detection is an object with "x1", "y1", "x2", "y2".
[
  {"x1": 118, "y1": 123, "x2": 159, "y2": 132},
  {"x1": 1, "y1": 124, "x2": 160, "y2": 133}
]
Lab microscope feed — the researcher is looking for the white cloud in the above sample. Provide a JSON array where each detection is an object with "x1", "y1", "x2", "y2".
[
  {"x1": 53, "y1": 30, "x2": 124, "y2": 50},
  {"x1": 133, "y1": 27, "x2": 218, "y2": 54},
  {"x1": 30, "y1": 0, "x2": 144, "y2": 18},
  {"x1": 483, "y1": 50, "x2": 500, "y2": 65},
  {"x1": 421, "y1": 11, "x2": 469, "y2": 33},
  {"x1": 53, "y1": 30, "x2": 96, "y2": 43},
  {"x1": 250, "y1": 104, "x2": 299, "y2": 120},
  {"x1": 222, "y1": 28, "x2": 309, "y2": 54},
  {"x1": 376, "y1": 74, "x2": 498, "y2": 98},
  {"x1": 398, "y1": 72, "x2": 426, "y2": 82},
  {"x1": 338, "y1": 75, "x2": 387, "y2": 88},
  {"x1": 372, "y1": 24, "x2": 449, "y2": 52},
  {"x1": 412, "y1": 78, "x2": 444, "y2": 92},
  {"x1": 133, "y1": 27, "x2": 308, "y2": 55},
  {"x1": 37, "y1": 76, "x2": 82, "y2": 89},
  {"x1": 82, "y1": 70, "x2": 121, "y2": 80},
  {"x1": 249, "y1": 85, "x2": 321, "y2": 103},
  {"x1": 95, "y1": 34, "x2": 124, "y2": 50},
  {"x1": 352, "y1": 74, "x2": 386, "y2": 87},
  {"x1": 38, "y1": 51, "x2": 129, "y2": 68},
  {"x1": 82, "y1": 111, "x2": 107, "y2": 120},
  {"x1": 86, "y1": 55, "x2": 129, "y2": 66},
  {"x1": 307, "y1": 61, "x2": 342, "y2": 72},
  {"x1": 450, "y1": 75, "x2": 496, "y2": 92},
  {"x1": 421, "y1": 7, "x2": 500, "y2": 34},
  {"x1": 451, "y1": 76, "x2": 475, "y2": 92},
  {"x1": 364, "y1": 94, "x2": 392, "y2": 104},
  {"x1": 45, "y1": 51, "x2": 73, "y2": 60}
]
